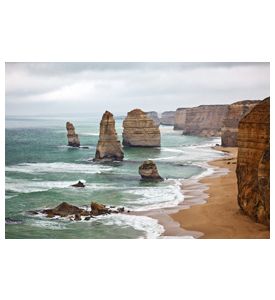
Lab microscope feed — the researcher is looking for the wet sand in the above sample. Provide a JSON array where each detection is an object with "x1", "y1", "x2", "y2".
[{"x1": 170, "y1": 146, "x2": 270, "y2": 239}]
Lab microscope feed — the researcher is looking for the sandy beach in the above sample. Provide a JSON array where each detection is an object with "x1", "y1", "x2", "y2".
[{"x1": 170, "y1": 146, "x2": 270, "y2": 239}]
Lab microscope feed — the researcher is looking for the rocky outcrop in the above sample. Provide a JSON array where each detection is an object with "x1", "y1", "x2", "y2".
[
  {"x1": 122, "y1": 109, "x2": 161, "y2": 147},
  {"x1": 41, "y1": 201, "x2": 127, "y2": 219},
  {"x1": 94, "y1": 111, "x2": 124, "y2": 161},
  {"x1": 139, "y1": 160, "x2": 163, "y2": 180},
  {"x1": 221, "y1": 100, "x2": 260, "y2": 146},
  {"x1": 71, "y1": 181, "x2": 85, "y2": 188},
  {"x1": 174, "y1": 105, "x2": 229, "y2": 137},
  {"x1": 42, "y1": 202, "x2": 89, "y2": 218},
  {"x1": 66, "y1": 122, "x2": 80, "y2": 147},
  {"x1": 160, "y1": 111, "x2": 176, "y2": 125},
  {"x1": 236, "y1": 97, "x2": 270, "y2": 225},
  {"x1": 146, "y1": 111, "x2": 160, "y2": 126}
]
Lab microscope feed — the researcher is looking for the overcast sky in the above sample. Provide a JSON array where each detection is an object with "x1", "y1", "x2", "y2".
[{"x1": 5, "y1": 62, "x2": 270, "y2": 116}]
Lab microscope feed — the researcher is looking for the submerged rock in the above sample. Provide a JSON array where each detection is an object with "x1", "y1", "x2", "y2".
[
  {"x1": 123, "y1": 109, "x2": 161, "y2": 147},
  {"x1": 139, "y1": 160, "x2": 163, "y2": 181},
  {"x1": 66, "y1": 122, "x2": 80, "y2": 147},
  {"x1": 236, "y1": 97, "x2": 270, "y2": 225},
  {"x1": 71, "y1": 181, "x2": 85, "y2": 188},
  {"x1": 5, "y1": 218, "x2": 23, "y2": 225},
  {"x1": 94, "y1": 111, "x2": 124, "y2": 161}
]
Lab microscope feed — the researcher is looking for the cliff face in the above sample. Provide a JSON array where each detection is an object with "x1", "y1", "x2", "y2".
[
  {"x1": 236, "y1": 97, "x2": 270, "y2": 225},
  {"x1": 221, "y1": 100, "x2": 260, "y2": 147},
  {"x1": 146, "y1": 111, "x2": 160, "y2": 126},
  {"x1": 122, "y1": 109, "x2": 161, "y2": 147},
  {"x1": 66, "y1": 122, "x2": 80, "y2": 147},
  {"x1": 174, "y1": 105, "x2": 229, "y2": 137},
  {"x1": 160, "y1": 111, "x2": 176, "y2": 125},
  {"x1": 94, "y1": 111, "x2": 124, "y2": 161}
]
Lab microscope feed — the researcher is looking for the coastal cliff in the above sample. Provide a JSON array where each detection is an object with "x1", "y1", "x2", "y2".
[
  {"x1": 94, "y1": 111, "x2": 124, "y2": 161},
  {"x1": 122, "y1": 109, "x2": 160, "y2": 147},
  {"x1": 146, "y1": 111, "x2": 160, "y2": 126},
  {"x1": 66, "y1": 122, "x2": 80, "y2": 147},
  {"x1": 236, "y1": 97, "x2": 270, "y2": 225},
  {"x1": 174, "y1": 105, "x2": 229, "y2": 137},
  {"x1": 160, "y1": 111, "x2": 175, "y2": 125},
  {"x1": 221, "y1": 100, "x2": 260, "y2": 146}
]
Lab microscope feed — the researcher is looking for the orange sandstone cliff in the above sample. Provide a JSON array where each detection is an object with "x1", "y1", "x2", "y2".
[
  {"x1": 221, "y1": 100, "x2": 260, "y2": 147},
  {"x1": 122, "y1": 109, "x2": 160, "y2": 147},
  {"x1": 174, "y1": 105, "x2": 229, "y2": 137},
  {"x1": 236, "y1": 97, "x2": 270, "y2": 225},
  {"x1": 94, "y1": 111, "x2": 124, "y2": 161}
]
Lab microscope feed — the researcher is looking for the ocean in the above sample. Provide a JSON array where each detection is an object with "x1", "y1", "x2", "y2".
[{"x1": 5, "y1": 114, "x2": 226, "y2": 238}]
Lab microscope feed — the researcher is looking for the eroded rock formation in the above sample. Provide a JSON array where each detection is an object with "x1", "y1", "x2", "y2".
[
  {"x1": 122, "y1": 109, "x2": 161, "y2": 147},
  {"x1": 66, "y1": 122, "x2": 80, "y2": 147},
  {"x1": 41, "y1": 201, "x2": 126, "y2": 219},
  {"x1": 94, "y1": 111, "x2": 124, "y2": 161},
  {"x1": 139, "y1": 160, "x2": 163, "y2": 180},
  {"x1": 146, "y1": 111, "x2": 160, "y2": 126},
  {"x1": 236, "y1": 97, "x2": 270, "y2": 225},
  {"x1": 221, "y1": 100, "x2": 260, "y2": 147},
  {"x1": 174, "y1": 105, "x2": 229, "y2": 137},
  {"x1": 160, "y1": 111, "x2": 176, "y2": 126}
]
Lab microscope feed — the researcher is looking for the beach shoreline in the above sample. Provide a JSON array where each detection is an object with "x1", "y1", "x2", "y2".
[{"x1": 167, "y1": 146, "x2": 270, "y2": 239}]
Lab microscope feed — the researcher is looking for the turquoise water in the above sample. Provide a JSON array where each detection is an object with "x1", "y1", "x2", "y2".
[{"x1": 5, "y1": 115, "x2": 224, "y2": 238}]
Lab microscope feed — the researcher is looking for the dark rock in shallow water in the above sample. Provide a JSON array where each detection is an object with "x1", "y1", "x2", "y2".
[
  {"x1": 42, "y1": 202, "x2": 86, "y2": 218},
  {"x1": 74, "y1": 214, "x2": 81, "y2": 221},
  {"x1": 90, "y1": 202, "x2": 110, "y2": 216},
  {"x1": 37, "y1": 201, "x2": 125, "y2": 219},
  {"x1": 5, "y1": 218, "x2": 23, "y2": 225},
  {"x1": 139, "y1": 160, "x2": 163, "y2": 181},
  {"x1": 71, "y1": 181, "x2": 85, "y2": 188}
]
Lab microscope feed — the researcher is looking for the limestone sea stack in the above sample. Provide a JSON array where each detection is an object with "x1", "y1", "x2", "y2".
[
  {"x1": 66, "y1": 122, "x2": 80, "y2": 147},
  {"x1": 94, "y1": 111, "x2": 124, "y2": 161},
  {"x1": 174, "y1": 105, "x2": 229, "y2": 137},
  {"x1": 221, "y1": 100, "x2": 260, "y2": 147},
  {"x1": 146, "y1": 111, "x2": 160, "y2": 126},
  {"x1": 122, "y1": 109, "x2": 160, "y2": 147},
  {"x1": 236, "y1": 97, "x2": 270, "y2": 225},
  {"x1": 160, "y1": 111, "x2": 176, "y2": 126},
  {"x1": 139, "y1": 160, "x2": 163, "y2": 181}
]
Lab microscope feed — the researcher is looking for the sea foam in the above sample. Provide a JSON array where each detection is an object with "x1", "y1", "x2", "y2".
[{"x1": 6, "y1": 162, "x2": 113, "y2": 174}]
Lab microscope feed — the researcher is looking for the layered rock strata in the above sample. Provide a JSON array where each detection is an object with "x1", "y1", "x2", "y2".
[
  {"x1": 146, "y1": 111, "x2": 160, "y2": 126},
  {"x1": 94, "y1": 111, "x2": 124, "y2": 161},
  {"x1": 139, "y1": 160, "x2": 163, "y2": 181},
  {"x1": 122, "y1": 109, "x2": 161, "y2": 147},
  {"x1": 160, "y1": 111, "x2": 176, "y2": 126},
  {"x1": 174, "y1": 105, "x2": 229, "y2": 136},
  {"x1": 66, "y1": 122, "x2": 80, "y2": 147},
  {"x1": 236, "y1": 97, "x2": 270, "y2": 225},
  {"x1": 221, "y1": 100, "x2": 260, "y2": 146}
]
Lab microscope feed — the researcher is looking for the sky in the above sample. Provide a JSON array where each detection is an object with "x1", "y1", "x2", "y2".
[{"x1": 5, "y1": 62, "x2": 270, "y2": 116}]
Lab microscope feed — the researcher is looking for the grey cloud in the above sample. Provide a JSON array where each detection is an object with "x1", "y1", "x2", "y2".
[{"x1": 5, "y1": 62, "x2": 270, "y2": 116}]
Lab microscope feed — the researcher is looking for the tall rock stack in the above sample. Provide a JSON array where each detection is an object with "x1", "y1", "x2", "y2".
[
  {"x1": 122, "y1": 109, "x2": 161, "y2": 147},
  {"x1": 236, "y1": 97, "x2": 270, "y2": 225},
  {"x1": 160, "y1": 111, "x2": 176, "y2": 126},
  {"x1": 174, "y1": 105, "x2": 229, "y2": 137},
  {"x1": 221, "y1": 100, "x2": 260, "y2": 147},
  {"x1": 66, "y1": 122, "x2": 80, "y2": 147},
  {"x1": 94, "y1": 111, "x2": 124, "y2": 161}
]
